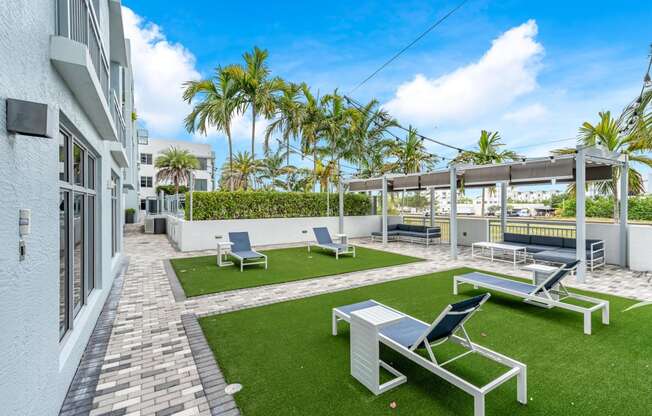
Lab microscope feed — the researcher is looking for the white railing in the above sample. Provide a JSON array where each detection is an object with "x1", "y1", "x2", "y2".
[
  {"x1": 111, "y1": 91, "x2": 126, "y2": 147},
  {"x1": 57, "y1": 0, "x2": 110, "y2": 100}
]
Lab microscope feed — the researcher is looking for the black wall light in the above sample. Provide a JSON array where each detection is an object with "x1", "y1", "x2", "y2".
[{"x1": 5, "y1": 98, "x2": 55, "y2": 138}]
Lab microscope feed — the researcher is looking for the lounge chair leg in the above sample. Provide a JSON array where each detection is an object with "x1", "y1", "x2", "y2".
[
  {"x1": 602, "y1": 302, "x2": 610, "y2": 325},
  {"x1": 473, "y1": 393, "x2": 485, "y2": 416},
  {"x1": 332, "y1": 312, "x2": 338, "y2": 336},
  {"x1": 517, "y1": 365, "x2": 527, "y2": 405},
  {"x1": 453, "y1": 277, "x2": 459, "y2": 295},
  {"x1": 583, "y1": 312, "x2": 592, "y2": 335}
]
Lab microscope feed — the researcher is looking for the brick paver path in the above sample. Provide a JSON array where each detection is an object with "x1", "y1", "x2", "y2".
[{"x1": 61, "y1": 228, "x2": 652, "y2": 416}]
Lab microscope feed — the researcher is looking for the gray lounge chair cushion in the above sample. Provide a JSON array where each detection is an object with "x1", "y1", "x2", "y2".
[
  {"x1": 320, "y1": 242, "x2": 349, "y2": 252},
  {"x1": 504, "y1": 233, "x2": 530, "y2": 245},
  {"x1": 229, "y1": 232, "x2": 253, "y2": 252},
  {"x1": 313, "y1": 227, "x2": 333, "y2": 244},
  {"x1": 530, "y1": 235, "x2": 563, "y2": 248},
  {"x1": 534, "y1": 249, "x2": 601, "y2": 262},
  {"x1": 380, "y1": 317, "x2": 428, "y2": 348},
  {"x1": 459, "y1": 272, "x2": 536, "y2": 294},
  {"x1": 525, "y1": 244, "x2": 559, "y2": 253},
  {"x1": 562, "y1": 238, "x2": 604, "y2": 250},
  {"x1": 233, "y1": 250, "x2": 265, "y2": 259}
]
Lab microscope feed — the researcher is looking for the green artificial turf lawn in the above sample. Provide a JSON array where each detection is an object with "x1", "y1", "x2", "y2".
[
  {"x1": 170, "y1": 246, "x2": 422, "y2": 297},
  {"x1": 199, "y1": 268, "x2": 652, "y2": 416}
]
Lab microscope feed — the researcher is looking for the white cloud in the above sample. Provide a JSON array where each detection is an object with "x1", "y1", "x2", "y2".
[
  {"x1": 384, "y1": 20, "x2": 544, "y2": 126},
  {"x1": 122, "y1": 7, "x2": 200, "y2": 136},
  {"x1": 502, "y1": 103, "x2": 548, "y2": 123},
  {"x1": 192, "y1": 112, "x2": 271, "y2": 146}
]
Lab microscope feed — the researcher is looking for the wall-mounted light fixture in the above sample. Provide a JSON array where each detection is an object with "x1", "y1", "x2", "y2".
[{"x1": 6, "y1": 99, "x2": 56, "y2": 138}]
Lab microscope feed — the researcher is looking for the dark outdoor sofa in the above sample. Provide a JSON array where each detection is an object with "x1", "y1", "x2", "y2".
[
  {"x1": 502, "y1": 233, "x2": 605, "y2": 271},
  {"x1": 371, "y1": 224, "x2": 441, "y2": 246}
]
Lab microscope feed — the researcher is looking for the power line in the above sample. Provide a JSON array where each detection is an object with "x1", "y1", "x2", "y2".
[
  {"x1": 348, "y1": 0, "x2": 470, "y2": 94},
  {"x1": 509, "y1": 137, "x2": 577, "y2": 150},
  {"x1": 277, "y1": 139, "x2": 359, "y2": 173},
  {"x1": 344, "y1": 95, "x2": 476, "y2": 156}
]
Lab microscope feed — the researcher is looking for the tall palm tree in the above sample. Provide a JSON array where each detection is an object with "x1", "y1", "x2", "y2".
[
  {"x1": 155, "y1": 147, "x2": 199, "y2": 195},
  {"x1": 349, "y1": 99, "x2": 397, "y2": 173},
  {"x1": 297, "y1": 84, "x2": 325, "y2": 191},
  {"x1": 257, "y1": 146, "x2": 295, "y2": 190},
  {"x1": 453, "y1": 130, "x2": 519, "y2": 216},
  {"x1": 391, "y1": 126, "x2": 437, "y2": 174},
  {"x1": 265, "y1": 81, "x2": 303, "y2": 159},
  {"x1": 182, "y1": 67, "x2": 241, "y2": 190},
  {"x1": 286, "y1": 168, "x2": 315, "y2": 192},
  {"x1": 220, "y1": 151, "x2": 261, "y2": 191},
  {"x1": 225, "y1": 47, "x2": 283, "y2": 157},
  {"x1": 320, "y1": 91, "x2": 357, "y2": 188},
  {"x1": 567, "y1": 111, "x2": 652, "y2": 219}
]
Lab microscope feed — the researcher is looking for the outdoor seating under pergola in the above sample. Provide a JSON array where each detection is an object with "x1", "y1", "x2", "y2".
[{"x1": 340, "y1": 145, "x2": 629, "y2": 282}]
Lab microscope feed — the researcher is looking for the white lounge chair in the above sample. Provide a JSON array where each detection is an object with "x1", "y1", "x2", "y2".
[
  {"x1": 310, "y1": 227, "x2": 355, "y2": 259},
  {"x1": 332, "y1": 294, "x2": 527, "y2": 416},
  {"x1": 453, "y1": 260, "x2": 609, "y2": 335},
  {"x1": 228, "y1": 232, "x2": 268, "y2": 272}
]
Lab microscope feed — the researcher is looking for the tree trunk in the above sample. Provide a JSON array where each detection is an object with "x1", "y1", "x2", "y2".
[
  {"x1": 251, "y1": 106, "x2": 256, "y2": 157},
  {"x1": 313, "y1": 149, "x2": 318, "y2": 192},
  {"x1": 228, "y1": 132, "x2": 234, "y2": 192},
  {"x1": 287, "y1": 139, "x2": 291, "y2": 191}
]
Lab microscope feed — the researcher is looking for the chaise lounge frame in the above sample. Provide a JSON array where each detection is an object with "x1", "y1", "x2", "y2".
[
  {"x1": 332, "y1": 295, "x2": 527, "y2": 416},
  {"x1": 453, "y1": 262, "x2": 609, "y2": 335}
]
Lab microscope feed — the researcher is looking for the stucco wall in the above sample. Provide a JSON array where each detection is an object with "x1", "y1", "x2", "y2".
[
  {"x1": 166, "y1": 215, "x2": 394, "y2": 251},
  {"x1": 0, "y1": 1, "x2": 126, "y2": 415},
  {"x1": 629, "y1": 225, "x2": 652, "y2": 271}
]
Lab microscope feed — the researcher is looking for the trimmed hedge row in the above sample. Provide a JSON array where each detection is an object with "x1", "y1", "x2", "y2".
[
  {"x1": 560, "y1": 196, "x2": 652, "y2": 221},
  {"x1": 185, "y1": 191, "x2": 371, "y2": 220}
]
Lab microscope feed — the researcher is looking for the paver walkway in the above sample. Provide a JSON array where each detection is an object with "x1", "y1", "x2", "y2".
[{"x1": 62, "y1": 229, "x2": 652, "y2": 416}]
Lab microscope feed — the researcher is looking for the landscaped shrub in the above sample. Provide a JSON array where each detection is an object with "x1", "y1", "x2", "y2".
[
  {"x1": 559, "y1": 195, "x2": 652, "y2": 221},
  {"x1": 156, "y1": 184, "x2": 189, "y2": 195},
  {"x1": 185, "y1": 191, "x2": 371, "y2": 220}
]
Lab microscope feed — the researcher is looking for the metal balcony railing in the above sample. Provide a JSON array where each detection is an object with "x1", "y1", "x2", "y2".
[
  {"x1": 57, "y1": 0, "x2": 110, "y2": 101},
  {"x1": 488, "y1": 219, "x2": 576, "y2": 242},
  {"x1": 111, "y1": 91, "x2": 126, "y2": 147}
]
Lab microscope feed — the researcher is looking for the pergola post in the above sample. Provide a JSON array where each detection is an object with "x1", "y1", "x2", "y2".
[
  {"x1": 338, "y1": 179, "x2": 344, "y2": 234},
  {"x1": 500, "y1": 181, "x2": 507, "y2": 240},
  {"x1": 382, "y1": 175, "x2": 388, "y2": 245},
  {"x1": 619, "y1": 156, "x2": 629, "y2": 268},
  {"x1": 429, "y1": 187, "x2": 435, "y2": 227},
  {"x1": 189, "y1": 174, "x2": 194, "y2": 221},
  {"x1": 450, "y1": 167, "x2": 457, "y2": 260},
  {"x1": 575, "y1": 148, "x2": 587, "y2": 282}
]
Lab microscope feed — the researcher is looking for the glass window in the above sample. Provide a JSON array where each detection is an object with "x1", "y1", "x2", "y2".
[
  {"x1": 73, "y1": 143, "x2": 84, "y2": 186},
  {"x1": 140, "y1": 153, "x2": 152, "y2": 165},
  {"x1": 87, "y1": 156, "x2": 95, "y2": 189},
  {"x1": 197, "y1": 157, "x2": 208, "y2": 171},
  {"x1": 111, "y1": 172, "x2": 119, "y2": 257},
  {"x1": 194, "y1": 178, "x2": 207, "y2": 191},
  {"x1": 59, "y1": 131, "x2": 69, "y2": 182},
  {"x1": 140, "y1": 199, "x2": 146, "y2": 210},
  {"x1": 73, "y1": 193, "x2": 84, "y2": 316},
  {"x1": 59, "y1": 191, "x2": 69, "y2": 339},
  {"x1": 140, "y1": 176, "x2": 152, "y2": 188},
  {"x1": 86, "y1": 196, "x2": 95, "y2": 297}
]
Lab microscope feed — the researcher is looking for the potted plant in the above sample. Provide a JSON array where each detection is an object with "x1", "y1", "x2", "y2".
[{"x1": 125, "y1": 208, "x2": 136, "y2": 224}]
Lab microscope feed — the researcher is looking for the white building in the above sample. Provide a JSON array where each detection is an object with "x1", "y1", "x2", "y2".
[
  {"x1": 138, "y1": 138, "x2": 215, "y2": 211},
  {"x1": 0, "y1": 2, "x2": 138, "y2": 415}
]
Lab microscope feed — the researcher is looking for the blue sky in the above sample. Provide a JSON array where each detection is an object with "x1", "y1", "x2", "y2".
[{"x1": 122, "y1": 0, "x2": 651, "y2": 180}]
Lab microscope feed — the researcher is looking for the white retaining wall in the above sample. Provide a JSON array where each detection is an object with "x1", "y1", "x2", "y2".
[
  {"x1": 629, "y1": 225, "x2": 652, "y2": 271},
  {"x1": 167, "y1": 215, "x2": 402, "y2": 252}
]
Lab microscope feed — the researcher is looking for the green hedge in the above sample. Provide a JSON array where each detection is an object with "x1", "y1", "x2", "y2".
[
  {"x1": 185, "y1": 191, "x2": 371, "y2": 220},
  {"x1": 156, "y1": 184, "x2": 189, "y2": 195},
  {"x1": 560, "y1": 196, "x2": 652, "y2": 221}
]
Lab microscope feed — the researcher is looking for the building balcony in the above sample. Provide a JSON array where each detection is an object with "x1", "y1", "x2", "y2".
[{"x1": 52, "y1": 0, "x2": 121, "y2": 142}]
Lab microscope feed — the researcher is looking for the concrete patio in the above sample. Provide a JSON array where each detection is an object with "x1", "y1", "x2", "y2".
[{"x1": 60, "y1": 227, "x2": 652, "y2": 416}]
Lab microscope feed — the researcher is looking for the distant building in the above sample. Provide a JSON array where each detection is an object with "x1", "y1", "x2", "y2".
[{"x1": 138, "y1": 138, "x2": 215, "y2": 212}]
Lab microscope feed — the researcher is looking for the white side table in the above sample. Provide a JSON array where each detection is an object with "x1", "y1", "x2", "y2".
[
  {"x1": 216, "y1": 241, "x2": 234, "y2": 267},
  {"x1": 334, "y1": 233, "x2": 348, "y2": 245},
  {"x1": 522, "y1": 264, "x2": 559, "y2": 305},
  {"x1": 349, "y1": 306, "x2": 407, "y2": 395}
]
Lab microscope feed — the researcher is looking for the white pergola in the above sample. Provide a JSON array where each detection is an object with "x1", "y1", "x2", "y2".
[{"x1": 343, "y1": 146, "x2": 629, "y2": 282}]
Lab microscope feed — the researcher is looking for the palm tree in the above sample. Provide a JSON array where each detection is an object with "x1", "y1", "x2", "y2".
[
  {"x1": 220, "y1": 151, "x2": 261, "y2": 190},
  {"x1": 391, "y1": 126, "x2": 437, "y2": 174},
  {"x1": 155, "y1": 147, "x2": 199, "y2": 195},
  {"x1": 257, "y1": 146, "x2": 295, "y2": 190},
  {"x1": 562, "y1": 111, "x2": 652, "y2": 220},
  {"x1": 265, "y1": 81, "x2": 303, "y2": 159},
  {"x1": 297, "y1": 84, "x2": 325, "y2": 191},
  {"x1": 453, "y1": 130, "x2": 519, "y2": 216},
  {"x1": 320, "y1": 91, "x2": 357, "y2": 188},
  {"x1": 225, "y1": 47, "x2": 283, "y2": 157},
  {"x1": 349, "y1": 99, "x2": 397, "y2": 173},
  {"x1": 182, "y1": 67, "x2": 241, "y2": 190},
  {"x1": 286, "y1": 168, "x2": 315, "y2": 192}
]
